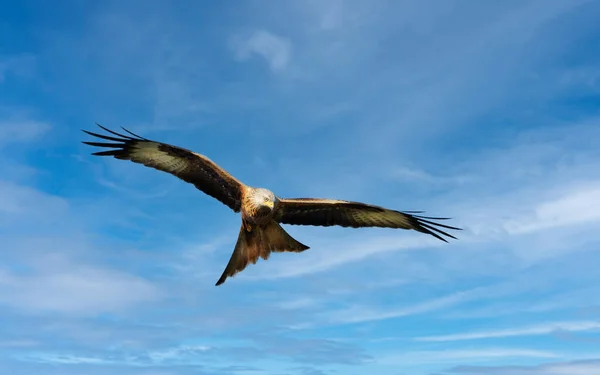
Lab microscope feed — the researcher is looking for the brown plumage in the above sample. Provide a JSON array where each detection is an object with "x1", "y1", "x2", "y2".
[{"x1": 82, "y1": 124, "x2": 462, "y2": 286}]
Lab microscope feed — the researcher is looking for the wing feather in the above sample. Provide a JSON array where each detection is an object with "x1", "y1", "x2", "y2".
[
  {"x1": 82, "y1": 124, "x2": 245, "y2": 212},
  {"x1": 274, "y1": 198, "x2": 461, "y2": 242}
]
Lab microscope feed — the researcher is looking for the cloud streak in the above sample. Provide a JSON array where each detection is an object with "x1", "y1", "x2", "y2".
[
  {"x1": 0, "y1": 119, "x2": 51, "y2": 147},
  {"x1": 416, "y1": 321, "x2": 600, "y2": 342},
  {"x1": 446, "y1": 358, "x2": 600, "y2": 375}
]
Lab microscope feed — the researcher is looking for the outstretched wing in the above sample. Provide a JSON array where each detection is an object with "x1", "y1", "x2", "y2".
[
  {"x1": 274, "y1": 198, "x2": 461, "y2": 242},
  {"x1": 82, "y1": 124, "x2": 245, "y2": 212}
]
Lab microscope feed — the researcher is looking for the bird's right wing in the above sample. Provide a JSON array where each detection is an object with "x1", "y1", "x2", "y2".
[{"x1": 82, "y1": 124, "x2": 245, "y2": 212}]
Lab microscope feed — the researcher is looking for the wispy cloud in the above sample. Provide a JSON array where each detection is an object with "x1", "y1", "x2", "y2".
[
  {"x1": 442, "y1": 286, "x2": 600, "y2": 320},
  {"x1": 445, "y1": 358, "x2": 600, "y2": 375},
  {"x1": 503, "y1": 184, "x2": 600, "y2": 235},
  {"x1": 415, "y1": 321, "x2": 600, "y2": 342},
  {"x1": 318, "y1": 289, "x2": 476, "y2": 326},
  {"x1": 252, "y1": 234, "x2": 443, "y2": 281},
  {"x1": 0, "y1": 181, "x2": 67, "y2": 218},
  {"x1": 231, "y1": 30, "x2": 292, "y2": 72},
  {"x1": 0, "y1": 119, "x2": 51, "y2": 147},
  {"x1": 0, "y1": 258, "x2": 160, "y2": 315},
  {"x1": 378, "y1": 348, "x2": 559, "y2": 365}
]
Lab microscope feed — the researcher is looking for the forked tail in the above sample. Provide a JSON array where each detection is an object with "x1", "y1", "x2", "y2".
[{"x1": 215, "y1": 220, "x2": 310, "y2": 286}]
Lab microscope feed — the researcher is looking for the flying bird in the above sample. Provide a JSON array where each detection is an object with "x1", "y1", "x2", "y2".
[{"x1": 82, "y1": 124, "x2": 461, "y2": 286}]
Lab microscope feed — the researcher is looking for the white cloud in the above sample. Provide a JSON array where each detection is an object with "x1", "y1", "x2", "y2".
[
  {"x1": 418, "y1": 118, "x2": 600, "y2": 241},
  {"x1": 415, "y1": 321, "x2": 600, "y2": 342},
  {"x1": 503, "y1": 184, "x2": 600, "y2": 235},
  {"x1": 0, "y1": 181, "x2": 68, "y2": 221},
  {"x1": 0, "y1": 257, "x2": 160, "y2": 315},
  {"x1": 231, "y1": 30, "x2": 292, "y2": 72}
]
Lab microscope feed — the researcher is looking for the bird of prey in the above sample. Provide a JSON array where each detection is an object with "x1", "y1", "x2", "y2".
[{"x1": 82, "y1": 124, "x2": 461, "y2": 286}]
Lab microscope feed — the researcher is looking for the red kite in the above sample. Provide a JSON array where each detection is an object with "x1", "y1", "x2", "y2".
[{"x1": 83, "y1": 125, "x2": 461, "y2": 286}]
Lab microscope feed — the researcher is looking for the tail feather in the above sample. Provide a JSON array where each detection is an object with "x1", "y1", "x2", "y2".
[
  {"x1": 215, "y1": 225, "x2": 253, "y2": 286},
  {"x1": 215, "y1": 221, "x2": 310, "y2": 286},
  {"x1": 258, "y1": 220, "x2": 310, "y2": 259}
]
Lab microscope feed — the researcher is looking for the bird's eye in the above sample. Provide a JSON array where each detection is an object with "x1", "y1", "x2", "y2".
[{"x1": 263, "y1": 197, "x2": 269, "y2": 202}]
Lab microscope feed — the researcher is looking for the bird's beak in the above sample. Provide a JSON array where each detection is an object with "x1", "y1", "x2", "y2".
[{"x1": 266, "y1": 201, "x2": 274, "y2": 208}]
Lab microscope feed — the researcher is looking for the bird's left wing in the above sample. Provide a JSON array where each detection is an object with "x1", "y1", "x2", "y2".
[
  {"x1": 82, "y1": 124, "x2": 245, "y2": 212},
  {"x1": 274, "y1": 198, "x2": 461, "y2": 242}
]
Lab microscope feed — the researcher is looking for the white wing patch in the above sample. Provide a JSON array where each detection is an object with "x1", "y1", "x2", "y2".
[{"x1": 130, "y1": 143, "x2": 189, "y2": 173}]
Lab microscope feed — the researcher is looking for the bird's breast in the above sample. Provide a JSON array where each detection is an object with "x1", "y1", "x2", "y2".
[
  {"x1": 255, "y1": 205, "x2": 272, "y2": 218},
  {"x1": 241, "y1": 201, "x2": 273, "y2": 224}
]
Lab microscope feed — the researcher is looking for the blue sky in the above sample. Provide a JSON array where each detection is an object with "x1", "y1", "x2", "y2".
[{"x1": 1, "y1": 0, "x2": 600, "y2": 374}]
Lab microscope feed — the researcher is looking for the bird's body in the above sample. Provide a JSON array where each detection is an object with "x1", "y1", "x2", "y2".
[{"x1": 82, "y1": 124, "x2": 462, "y2": 286}]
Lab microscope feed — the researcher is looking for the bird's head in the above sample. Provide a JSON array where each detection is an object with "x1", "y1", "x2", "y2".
[{"x1": 252, "y1": 188, "x2": 277, "y2": 216}]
